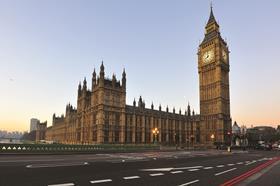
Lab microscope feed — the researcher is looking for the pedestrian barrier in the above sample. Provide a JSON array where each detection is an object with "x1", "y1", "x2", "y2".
[{"x1": 0, "y1": 143, "x2": 160, "y2": 154}]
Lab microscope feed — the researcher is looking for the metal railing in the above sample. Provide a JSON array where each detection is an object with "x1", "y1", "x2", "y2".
[{"x1": 0, "y1": 143, "x2": 160, "y2": 154}]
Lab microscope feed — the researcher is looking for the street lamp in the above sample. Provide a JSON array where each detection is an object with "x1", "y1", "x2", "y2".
[
  {"x1": 211, "y1": 134, "x2": 215, "y2": 148},
  {"x1": 152, "y1": 128, "x2": 159, "y2": 144}
]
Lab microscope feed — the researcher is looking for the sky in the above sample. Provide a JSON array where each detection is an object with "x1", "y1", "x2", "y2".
[{"x1": 0, "y1": 0, "x2": 279, "y2": 132}]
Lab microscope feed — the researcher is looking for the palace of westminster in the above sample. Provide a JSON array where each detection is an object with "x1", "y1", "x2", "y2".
[{"x1": 45, "y1": 8, "x2": 232, "y2": 146}]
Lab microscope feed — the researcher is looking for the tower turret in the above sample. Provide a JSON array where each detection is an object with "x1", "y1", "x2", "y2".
[
  {"x1": 112, "y1": 73, "x2": 116, "y2": 87},
  {"x1": 133, "y1": 98, "x2": 136, "y2": 107},
  {"x1": 78, "y1": 81, "x2": 82, "y2": 97},
  {"x1": 138, "y1": 96, "x2": 143, "y2": 107},
  {"x1": 100, "y1": 61, "x2": 105, "y2": 77},
  {"x1": 83, "y1": 77, "x2": 87, "y2": 91},
  {"x1": 187, "y1": 102, "x2": 191, "y2": 116},
  {"x1": 122, "y1": 68, "x2": 126, "y2": 89},
  {"x1": 99, "y1": 61, "x2": 105, "y2": 87},
  {"x1": 92, "y1": 68, "x2": 96, "y2": 91}
]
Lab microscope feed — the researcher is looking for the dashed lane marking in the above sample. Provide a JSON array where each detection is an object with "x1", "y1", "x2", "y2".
[
  {"x1": 227, "y1": 164, "x2": 235, "y2": 166},
  {"x1": 237, "y1": 162, "x2": 243, "y2": 165},
  {"x1": 178, "y1": 179, "x2": 200, "y2": 186},
  {"x1": 171, "y1": 171, "x2": 183, "y2": 174},
  {"x1": 188, "y1": 169, "x2": 199, "y2": 172},
  {"x1": 141, "y1": 166, "x2": 203, "y2": 172},
  {"x1": 90, "y1": 179, "x2": 112, "y2": 184},
  {"x1": 203, "y1": 167, "x2": 213, "y2": 170},
  {"x1": 215, "y1": 168, "x2": 237, "y2": 176},
  {"x1": 150, "y1": 173, "x2": 164, "y2": 177},
  {"x1": 245, "y1": 161, "x2": 256, "y2": 165},
  {"x1": 217, "y1": 165, "x2": 225, "y2": 168},
  {"x1": 173, "y1": 166, "x2": 203, "y2": 170},
  {"x1": 123, "y1": 176, "x2": 140, "y2": 180},
  {"x1": 48, "y1": 183, "x2": 75, "y2": 186}
]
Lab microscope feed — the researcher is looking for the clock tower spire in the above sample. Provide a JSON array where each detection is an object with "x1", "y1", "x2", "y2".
[{"x1": 198, "y1": 6, "x2": 231, "y2": 146}]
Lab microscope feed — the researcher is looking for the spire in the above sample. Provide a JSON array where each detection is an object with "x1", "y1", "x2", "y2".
[
  {"x1": 100, "y1": 61, "x2": 104, "y2": 72},
  {"x1": 151, "y1": 102, "x2": 154, "y2": 110},
  {"x1": 122, "y1": 68, "x2": 126, "y2": 89},
  {"x1": 187, "y1": 102, "x2": 191, "y2": 116},
  {"x1": 78, "y1": 81, "x2": 81, "y2": 90},
  {"x1": 83, "y1": 77, "x2": 87, "y2": 90},
  {"x1": 92, "y1": 68, "x2": 96, "y2": 90},
  {"x1": 133, "y1": 98, "x2": 136, "y2": 107},
  {"x1": 100, "y1": 61, "x2": 105, "y2": 79},
  {"x1": 207, "y1": 3, "x2": 217, "y2": 25},
  {"x1": 122, "y1": 68, "x2": 126, "y2": 78},
  {"x1": 92, "y1": 68, "x2": 96, "y2": 77}
]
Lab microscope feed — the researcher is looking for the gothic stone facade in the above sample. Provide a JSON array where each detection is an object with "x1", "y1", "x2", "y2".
[{"x1": 46, "y1": 8, "x2": 232, "y2": 146}]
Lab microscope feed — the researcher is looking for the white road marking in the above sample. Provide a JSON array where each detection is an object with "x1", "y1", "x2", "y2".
[
  {"x1": 48, "y1": 183, "x2": 75, "y2": 186},
  {"x1": 141, "y1": 166, "x2": 203, "y2": 172},
  {"x1": 26, "y1": 162, "x2": 88, "y2": 168},
  {"x1": 215, "y1": 168, "x2": 237, "y2": 176},
  {"x1": 171, "y1": 171, "x2": 183, "y2": 174},
  {"x1": 123, "y1": 176, "x2": 140, "y2": 180},
  {"x1": 188, "y1": 169, "x2": 199, "y2": 172},
  {"x1": 203, "y1": 167, "x2": 213, "y2": 170},
  {"x1": 150, "y1": 173, "x2": 164, "y2": 177},
  {"x1": 178, "y1": 179, "x2": 200, "y2": 186},
  {"x1": 245, "y1": 161, "x2": 256, "y2": 165},
  {"x1": 142, "y1": 168, "x2": 173, "y2": 172},
  {"x1": 216, "y1": 165, "x2": 224, "y2": 168},
  {"x1": 173, "y1": 166, "x2": 203, "y2": 170},
  {"x1": 90, "y1": 179, "x2": 112, "y2": 184},
  {"x1": 227, "y1": 164, "x2": 235, "y2": 166},
  {"x1": 237, "y1": 162, "x2": 243, "y2": 165}
]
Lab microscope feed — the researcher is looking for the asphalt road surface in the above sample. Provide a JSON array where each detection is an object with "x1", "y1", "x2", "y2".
[{"x1": 0, "y1": 150, "x2": 279, "y2": 186}]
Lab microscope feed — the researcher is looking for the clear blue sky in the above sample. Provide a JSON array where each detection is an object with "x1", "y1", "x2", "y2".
[{"x1": 0, "y1": 0, "x2": 279, "y2": 131}]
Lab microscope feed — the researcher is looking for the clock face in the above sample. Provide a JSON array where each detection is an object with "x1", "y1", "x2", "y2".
[
  {"x1": 203, "y1": 49, "x2": 214, "y2": 63},
  {"x1": 222, "y1": 50, "x2": 227, "y2": 62}
]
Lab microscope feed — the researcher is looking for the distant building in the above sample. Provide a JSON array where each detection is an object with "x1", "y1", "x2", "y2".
[
  {"x1": 247, "y1": 126, "x2": 277, "y2": 145},
  {"x1": 232, "y1": 121, "x2": 241, "y2": 135},
  {"x1": 35, "y1": 121, "x2": 47, "y2": 141},
  {"x1": 30, "y1": 118, "x2": 39, "y2": 132},
  {"x1": 26, "y1": 119, "x2": 47, "y2": 141}
]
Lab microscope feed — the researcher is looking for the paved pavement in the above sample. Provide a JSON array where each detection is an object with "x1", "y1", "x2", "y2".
[{"x1": 0, "y1": 150, "x2": 279, "y2": 186}]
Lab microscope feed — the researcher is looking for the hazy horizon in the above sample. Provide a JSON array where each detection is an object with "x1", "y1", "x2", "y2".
[{"x1": 0, "y1": 0, "x2": 279, "y2": 132}]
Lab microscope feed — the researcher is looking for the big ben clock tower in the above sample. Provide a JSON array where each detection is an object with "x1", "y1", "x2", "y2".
[{"x1": 198, "y1": 6, "x2": 232, "y2": 145}]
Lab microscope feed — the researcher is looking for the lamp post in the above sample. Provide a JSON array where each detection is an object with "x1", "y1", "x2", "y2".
[
  {"x1": 210, "y1": 134, "x2": 215, "y2": 149},
  {"x1": 227, "y1": 131, "x2": 232, "y2": 152},
  {"x1": 152, "y1": 128, "x2": 159, "y2": 144}
]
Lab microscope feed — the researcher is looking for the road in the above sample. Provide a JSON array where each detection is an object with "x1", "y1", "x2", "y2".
[{"x1": 0, "y1": 150, "x2": 279, "y2": 186}]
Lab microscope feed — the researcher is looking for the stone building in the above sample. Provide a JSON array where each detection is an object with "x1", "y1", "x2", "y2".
[{"x1": 46, "y1": 7, "x2": 232, "y2": 146}]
